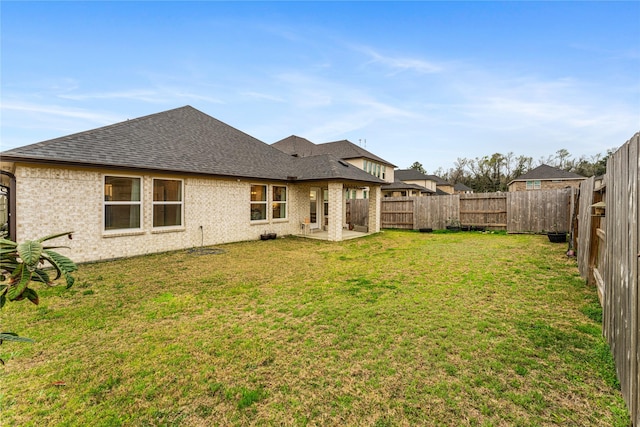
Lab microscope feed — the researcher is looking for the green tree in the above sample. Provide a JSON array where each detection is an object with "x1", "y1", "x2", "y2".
[
  {"x1": 0, "y1": 232, "x2": 77, "y2": 363},
  {"x1": 408, "y1": 161, "x2": 426, "y2": 174}
]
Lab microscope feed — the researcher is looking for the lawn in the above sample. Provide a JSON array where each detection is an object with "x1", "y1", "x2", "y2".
[{"x1": 0, "y1": 230, "x2": 630, "y2": 426}]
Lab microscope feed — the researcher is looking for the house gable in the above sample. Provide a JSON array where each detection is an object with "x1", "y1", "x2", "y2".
[
  {"x1": 272, "y1": 136, "x2": 396, "y2": 183},
  {"x1": 508, "y1": 164, "x2": 586, "y2": 191}
]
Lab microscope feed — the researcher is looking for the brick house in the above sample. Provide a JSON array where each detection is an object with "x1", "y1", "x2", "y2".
[
  {"x1": 272, "y1": 136, "x2": 395, "y2": 200},
  {"x1": 508, "y1": 164, "x2": 586, "y2": 192},
  {"x1": 0, "y1": 106, "x2": 384, "y2": 263}
]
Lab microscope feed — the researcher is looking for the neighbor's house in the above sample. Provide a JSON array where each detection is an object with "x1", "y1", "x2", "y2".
[
  {"x1": 272, "y1": 136, "x2": 395, "y2": 199},
  {"x1": 0, "y1": 106, "x2": 385, "y2": 263},
  {"x1": 390, "y1": 169, "x2": 455, "y2": 195},
  {"x1": 508, "y1": 164, "x2": 587, "y2": 192},
  {"x1": 381, "y1": 179, "x2": 434, "y2": 197},
  {"x1": 453, "y1": 183, "x2": 474, "y2": 194}
]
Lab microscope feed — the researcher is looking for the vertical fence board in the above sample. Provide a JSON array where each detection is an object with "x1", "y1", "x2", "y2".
[
  {"x1": 630, "y1": 135, "x2": 639, "y2": 426},
  {"x1": 506, "y1": 189, "x2": 573, "y2": 233},
  {"x1": 599, "y1": 132, "x2": 639, "y2": 425},
  {"x1": 577, "y1": 177, "x2": 595, "y2": 281},
  {"x1": 346, "y1": 199, "x2": 369, "y2": 227},
  {"x1": 380, "y1": 197, "x2": 414, "y2": 229},
  {"x1": 460, "y1": 193, "x2": 507, "y2": 228}
]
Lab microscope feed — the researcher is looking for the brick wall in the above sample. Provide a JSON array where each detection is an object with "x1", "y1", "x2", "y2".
[
  {"x1": 14, "y1": 164, "x2": 307, "y2": 263},
  {"x1": 509, "y1": 179, "x2": 585, "y2": 192}
]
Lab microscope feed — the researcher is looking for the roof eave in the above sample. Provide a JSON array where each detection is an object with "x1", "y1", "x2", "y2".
[{"x1": 1, "y1": 155, "x2": 294, "y2": 182}]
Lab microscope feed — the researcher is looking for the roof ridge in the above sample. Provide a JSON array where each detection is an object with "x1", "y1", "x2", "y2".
[{"x1": 2, "y1": 105, "x2": 195, "y2": 153}]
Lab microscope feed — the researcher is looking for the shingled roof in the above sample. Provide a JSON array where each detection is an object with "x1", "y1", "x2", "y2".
[
  {"x1": 395, "y1": 169, "x2": 450, "y2": 185},
  {"x1": 273, "y1": 136, "x2": 396, "y2": 167},
  {"x1": 510, "y1": 164, "x2": 586, "y2": 183},
  {"x1": 270, "y1": 135, "x2": 317, "y2": 158},
  {"x1": 1, "y1": 106, "x2": 384, "y2": 185},
  {"x1": 381, "y1": 180, "x2": 434, "y2": 194},
  {"x1": 395, "y1": 169, "x2": 430, "y2": 181}
]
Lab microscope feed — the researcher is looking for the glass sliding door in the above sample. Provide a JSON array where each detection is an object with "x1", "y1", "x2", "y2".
[{"x1": 309, "y1": 188, "x2": 321, "y2": 229}]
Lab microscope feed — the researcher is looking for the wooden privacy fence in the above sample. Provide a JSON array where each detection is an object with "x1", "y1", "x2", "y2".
[
  {"x1": 507, "y1": 188, "x2": 575, "y2": 233},
  {"x1": 577, "y1": 132, "x2": 639, "y2": 425},
  {"x1": 346, "y1": 199, "x2": 369, "y2": 228},
  {"x1": 461, "y1": 193, "x2": 506, "y2": 229},
  {"x1": 349, "y1": 190, "x2": 574, "y2": 233},
  {"x1": 381, "y1": 197, "x2": 415, "y2": 229}
]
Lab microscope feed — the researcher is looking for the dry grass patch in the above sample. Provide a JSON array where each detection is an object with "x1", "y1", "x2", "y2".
[{"x1": 0, "y1": 230, "x2": 630, "y2": 426}]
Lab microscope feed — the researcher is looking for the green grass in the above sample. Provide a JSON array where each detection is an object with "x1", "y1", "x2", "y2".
[{"x1": 0, "y1": 230, "x2": 630, "y2": 426}]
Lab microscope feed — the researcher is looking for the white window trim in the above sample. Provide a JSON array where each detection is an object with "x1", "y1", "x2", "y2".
[
  {"x1": 152, "y1": 178, "x2": 185, "y2": 230},
  {"x1": 526, "y1": 180, "x2": 541, "y2": 190},
  {"x1": 250, "y1": 184, "x2": 269, "y2": 222},
  {"x1": 272, "y1": 185, "x2": 288, "y2": 221},
  {"x1": 103, "y1": 174, "x2": 143, "y2": 234}
]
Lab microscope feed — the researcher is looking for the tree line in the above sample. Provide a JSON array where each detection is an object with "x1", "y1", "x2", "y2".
[{"x1": 409, "y1": 148, "x2": 614, "y2": 193}]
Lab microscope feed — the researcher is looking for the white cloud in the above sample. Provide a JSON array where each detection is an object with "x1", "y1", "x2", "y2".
[
  {"x1": 353, "y1": 45, "x2": 444, "y2": 74},
  {"x1": 58, "y1": 87, "x2": 223, "y2": 104},
  {"x1": 1, "y1": 101, "x2": 122, "y2": 124},
  {"x1": 240, "y1": 91, "x2": 286, "y2": 103}
]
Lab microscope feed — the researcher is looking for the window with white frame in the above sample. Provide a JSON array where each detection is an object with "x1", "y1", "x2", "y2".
[
  {"x1": 272, "y1": 186, "x2": 287, "y2": 219},
  {"x1": 526, "y1": 180, "x2": 541, "y2": 190},
  {"x1": 104, "y1": 176, "x2": 141, "y2": 231},
  {"x1": 251, "y1": 184, "x2": 267, "y2": 221},
  {"x1": 153, "y1": 179, "x2": 183, "y2": 228}
]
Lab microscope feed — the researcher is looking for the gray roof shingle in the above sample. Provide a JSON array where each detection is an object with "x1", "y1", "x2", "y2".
[
  {"x1": 382, "y1": 180, "x2": 433, "y2": 193},
  {"x1": 511, "y1": 164, "x2": 586, "y2": 182},
  {"x1": 395, "y1": 169, "x2": 430, "y2": 181},
  {"x1": 273, "y1": 136, "x2": 396, "y2": 167},
  {"x1": 454, "y1": 183, "x2": 473, "y2": 192},
  {"x1": 395, "y1": 169, "x2": 450, "y2": 185},
  {"x1": 1, "y1": 106, "x2": 384, "y2": 184}
]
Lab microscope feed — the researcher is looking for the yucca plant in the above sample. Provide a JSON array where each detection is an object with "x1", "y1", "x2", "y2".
[{"x1": 0, "y1": 231, "x2": 77, "y2": 363}]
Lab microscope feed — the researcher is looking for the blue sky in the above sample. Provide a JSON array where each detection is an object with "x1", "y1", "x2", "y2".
[{"x1": 2, "y1": 1, "x2": 639, "y2": 172}]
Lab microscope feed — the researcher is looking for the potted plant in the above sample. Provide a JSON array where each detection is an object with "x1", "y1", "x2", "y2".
[
  {"x1": 260, "y1": 231, "x2": 277, "y2": 240},
  {"x1": 546, "y1": 223, "x2": 567, "y2": 243},
  {"x1": 446, "y1": 218, "x2": 461, "y2": 232}
]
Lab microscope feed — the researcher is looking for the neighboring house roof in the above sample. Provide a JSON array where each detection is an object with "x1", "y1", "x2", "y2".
[
  {"x1": 509, "y1": 164, "x2": 586, "y2": 184},
  {"x1": 381, "y1": 180, "x2": 434, "y2": 194},
  {"x1": 0, "y1": 106, "x2": 384, "y2": 185},
  {"x1": 454, "y1": 183, "x2": 473, "y2": 192},
  {"x1": 426, "y1": 174, "x2": 451, "y2": 186},
  {"x1": 273, "y1": 136, "x2": 396, "y2": 167},
  {"x1": 394, "y1": 169, "x2": 432, "y2": 181},
  {"x1": 396, "y1": 169, "x2": 451, "y2": 186}
]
